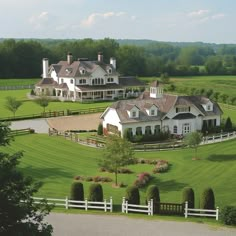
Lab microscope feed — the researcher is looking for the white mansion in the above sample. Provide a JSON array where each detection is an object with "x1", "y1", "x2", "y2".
[
  {"x1": 35, "y1": 52, "x2": 144, "y2": 101},
  {"x1": 100, "y1": 81, "x2": 223, "y2": 136}
]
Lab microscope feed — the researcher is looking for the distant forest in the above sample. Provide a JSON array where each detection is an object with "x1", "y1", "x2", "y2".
[{"x1": 0, "y1": 38, "x2": 236, "y2": 78}]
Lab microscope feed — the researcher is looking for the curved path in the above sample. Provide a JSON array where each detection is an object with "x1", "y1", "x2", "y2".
[{"x1": 46, "y1": 213, "x2": 236, "y2": 236}]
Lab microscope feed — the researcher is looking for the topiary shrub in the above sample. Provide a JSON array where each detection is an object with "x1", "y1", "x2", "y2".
[
  {"x1": 220, "y1": 206, "x2": 236, "y2": 226},
  {"x1": 97, "y1": 123, "x2": 103, "y2": 135},
  {"x1": 70, "y1": 181, "x2": 84, "y2": 201},
  {"x1": 30, "y1": 89, "x2": 35, "y2": 95},
  {"x1": 88, "y1": 183, "x2": 103, "y2": 202},
  {"x1": 200, "y1": 187, "x2": 215, "y2": 210},
  {"x1": 146, "y1": 185, "x2": 160, "y2": 214},
  {"x1": 125, "y1": 186, "x2": 140, "y2": 205},
  {"x1": 182, "y1": 187, "x2": 195, "y2": 209}
]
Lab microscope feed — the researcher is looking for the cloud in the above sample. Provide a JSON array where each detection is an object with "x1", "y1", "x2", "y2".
[
  {"x1": 29, "y1": 11, "x2": 49, "y2": 29},
  {"x1": 211, "y1": 13, "x2": 225, "y2": 20},
  {"x1": 188, "y1": 9, "x2": 209, "y2": 17},
  {"x1": 80, "y1": 11, "x2": 127, "y2": 28}
]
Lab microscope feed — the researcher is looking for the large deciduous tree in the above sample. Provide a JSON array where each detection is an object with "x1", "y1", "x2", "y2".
[
  {"x1": 0, "y1": 122, "x2": 53, "y2": 235},
  {"x1": 99, "y1": 134, "x2": 136, "y2": 186}
]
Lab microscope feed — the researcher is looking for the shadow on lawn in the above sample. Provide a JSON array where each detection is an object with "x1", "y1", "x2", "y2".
[
  {"x1": 207, "y1": 154, "x2": 236, "y2": 162},
  {"x1": 19, "y1": 165, "x2": 72, "y2": 181}
]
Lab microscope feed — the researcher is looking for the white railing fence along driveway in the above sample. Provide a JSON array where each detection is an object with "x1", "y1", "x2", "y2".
[
  {"x1": 121, "y1": 197, "x2": 153, "y2": 216},
  {"x1": 32, "y1": 196, "x2": 113, "y2": 212},
  {"x1": 184, "y1": 201, "x2": 219, "y2": 220}
]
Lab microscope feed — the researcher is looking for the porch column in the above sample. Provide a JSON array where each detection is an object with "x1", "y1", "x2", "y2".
[
  {"x1": 92, "y1": 91, "x2": 94, "y2": 100},
  {"x1": 103, "y1": 90, "x2": 105, "y2": 100}
]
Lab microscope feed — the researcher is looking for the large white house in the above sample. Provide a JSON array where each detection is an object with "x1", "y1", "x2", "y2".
[
  {"x1": 35, "y1": 52, "x2": 144, "y2": 102},
  {"x1": 100, "y1": 81, "x2": 223, "y2": 137}
]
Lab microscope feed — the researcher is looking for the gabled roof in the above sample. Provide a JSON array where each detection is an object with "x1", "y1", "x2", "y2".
[
  {"x1": 35, "y1": 78, "x2": 58, "y2": 87},
  {"x1": 50, "y1": 59, "x2": 119, "y2": 78}
]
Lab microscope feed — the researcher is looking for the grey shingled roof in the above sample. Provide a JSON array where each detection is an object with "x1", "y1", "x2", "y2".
[{"x1": 35, "y1": 78, "x2": 58, "y2": 87}]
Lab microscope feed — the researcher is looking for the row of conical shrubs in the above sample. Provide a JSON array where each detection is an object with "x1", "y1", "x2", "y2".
[
  {"x1": 70, "y1": 182, "x2": 103, "y2": 202},
  {"x1": 71, "y1": 182, "x2": 216, "y2": 212}
]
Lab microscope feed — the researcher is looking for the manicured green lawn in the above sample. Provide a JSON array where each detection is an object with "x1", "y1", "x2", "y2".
[
  {"x1": 0, "y1": 90, "x2": 112, "y2": 118},
  {"x1": 0, "y1": 78, "x2": 40, "y2": 86},
  {"x1": 1, "y1": 134, "x2": 235, "y2": 209},
  {"x1": 140, "y1": 75, "x2": 236, "y2": 97}
]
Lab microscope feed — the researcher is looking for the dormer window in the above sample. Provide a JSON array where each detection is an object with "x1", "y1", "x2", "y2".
[
  {"x1": 79, "y1": 67, "x2": 86, "y2": 74},
  {"x1": 65, "y1": 68, "x2": 72, "y2": 74},
  {"x1": 202, "y1": 101, "x2": 213, "y2": 111},
  {"x1": 145, "y1": 104, "x2": 158, "y2": 116},
  {"x1": 151, "y1": 110, "x2": 155, "y2": 116},
  {"x1": 127, "y1": 105, "x2": 140, "y2": 118},
  {"x1": 107, "y1": 67, "x2": 112, "y2": 74}
]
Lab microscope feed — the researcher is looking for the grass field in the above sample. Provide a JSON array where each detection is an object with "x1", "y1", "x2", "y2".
[
  {"x1": 1, "y1": 134, "x2": 235, "y2": 209},
  {"x1": 140, "y1": 75, "x2": 236, "y2": 97},
  {"x1": 0, "y1": 78, "x2": 40, "y2": 86},
  {"x1": 0, "y1": 89, "x2": 112, "y2": 118}
]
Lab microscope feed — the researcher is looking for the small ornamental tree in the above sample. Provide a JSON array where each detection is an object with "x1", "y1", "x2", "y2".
[
  {"x1": 88, "y1": 183, "x2": 103, "y2": 202},
  {"x1": 200, "y1": 187, "x2": 215, "y2": 210},
  {"x1": 97, "y1": 123, "x2": 103, "y2": 135},
  {"x1": 70, "y1": 181, "x2": 84, "y2": 201},
  {"x1": 146, "y1": 185, "x2": 160, "y2": 213},
  {"x1": 99, "y1": 134, "x2": 136, "y2": 186},
  {"x1": 182, "y1": 187, "x2": 195, "y2": 209},
  {"x1": 35, "y1": 96, "x2": 50, "y2": 113},
  {"x1": 5, "y1": 96, "x2": 22, "y2": 118},
  {"x1": 125, "y1": 186, "x2": 140, "y2": 205},
  {"x1": 184, "y1": 131, "x2": 203, "y2": 159},
  {"x1": 224, "y1": 117, "x2": 233, "y2": 132},
  {"x1": 160, "y1": 72, "x2": 170, "y2": 84}
]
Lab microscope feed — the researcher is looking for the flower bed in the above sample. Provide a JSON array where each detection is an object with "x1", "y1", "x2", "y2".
[
  {"x1": 74, "y1": 175, "x2": 112, "y2": 183},
  {"x1": 133, "y1": 172, "x2": 152, "y2": 188}
]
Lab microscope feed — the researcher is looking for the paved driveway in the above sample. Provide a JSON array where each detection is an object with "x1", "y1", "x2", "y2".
[{"x1": 46, "y1": 213, "x2": 236, "y2": 236}]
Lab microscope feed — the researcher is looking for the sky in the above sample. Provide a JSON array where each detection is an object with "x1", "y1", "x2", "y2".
[{"x1": 0, "y1": 0, "x2": 235, "y2": 44}]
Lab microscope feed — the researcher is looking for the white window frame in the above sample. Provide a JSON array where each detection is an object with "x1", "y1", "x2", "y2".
[{"x1": 182, "y1": 123, "x2": 191, "y2": 134}]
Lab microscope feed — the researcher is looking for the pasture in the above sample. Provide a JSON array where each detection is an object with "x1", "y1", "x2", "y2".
[
  {"x1": 0, "y1": 78, "x2": 40, "y2": 86},
  {"x1": 1, "y1": 134, "x2": 236, "y2": 209}
]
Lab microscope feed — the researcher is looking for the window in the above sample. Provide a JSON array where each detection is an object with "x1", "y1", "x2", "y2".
[
  {"x1": 61, "y1": 79, "x2": 64, "y2": 83},
  {"x1": 70, "y1": 79, "x2": 73, "y2": 84},
  {"x1": 176, "y1": 107, "x2": 190, "y2": 113},
  {"x1": 150, "y1": 109, "x2": 155, "y2": 116},
  {"x1": 107, "y1": 77, "x2": 114, "y2": 83},
  {"x1": 207, "y1": 105, "x2": 211, "y2": 110},
  {"x1": 132, "y1": 111, "x2": 136, "y2": 117},
  {"x1": 154, "y1": 125, "x2": 160, "y2": 134},
  {"x1": 108, "y1": 68, "x2": 112, "y2": 74},
  {"x1": 145, "y1": 126, "x2": 152, "y2": 135},
  {"x1": 173, "y1": 125, "x2": 178, "y2": 134},
  {"x1": 182, "y1": 123, "x2": 191, "y2": 134},
  {"x1": 136, "y1": 127, "x2": 142, "y2": 135}
]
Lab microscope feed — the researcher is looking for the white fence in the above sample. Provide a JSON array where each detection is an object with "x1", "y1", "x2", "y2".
[
  {"x1": 32, "y1": 196, "x2": 113, "y2": 212},
  {"x1": 202, "y1": 131, "x2": 236, "y2": 144},
  {"x1": 184, "y1": 202, "x2": 219, "y2": 220},
  {"x1": 121, "y1": 197, "x2": 153, "y2": 216}
]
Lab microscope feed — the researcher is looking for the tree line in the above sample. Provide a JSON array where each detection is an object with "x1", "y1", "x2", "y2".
[{"x1": 1, "y1": 38, "x2": 236, "y2": 78}]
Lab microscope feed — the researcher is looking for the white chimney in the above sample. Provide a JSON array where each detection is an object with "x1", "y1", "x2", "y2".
[
  {"x1": 67, "y1": 52, "x2": 73, "y2": 65},
  {"x1": 98, "y1": 52, "x2": 103, "y2": 62},
  {"x1": 42, "y1": 58, "x2": 49, "y2": 78},
  {"x1": 110, "y1": 57, "x2": 116, "y2": 69}
]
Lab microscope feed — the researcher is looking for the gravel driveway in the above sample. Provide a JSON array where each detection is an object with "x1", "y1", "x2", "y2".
[{"x1": 46, "y1": 213, "x2": 236, "y2": 236}]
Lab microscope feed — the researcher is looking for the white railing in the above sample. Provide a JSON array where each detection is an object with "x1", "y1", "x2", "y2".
[
  {"x1": 121, "y1": 197, "x2": 153, "y2": 216},
  {"x1": 184, "y1": 201, "x2": 219, "y2": 220},
  {"x1": 202, "y1": 131, "x2": 236, "y2": 144},
  {"x1": 32, "y1": 196, "x2": 113, "y2": 212}
]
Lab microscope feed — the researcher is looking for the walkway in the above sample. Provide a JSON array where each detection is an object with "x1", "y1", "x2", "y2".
[{"x1": 46, "y1": 213, "x2": 236, "y2": 236}]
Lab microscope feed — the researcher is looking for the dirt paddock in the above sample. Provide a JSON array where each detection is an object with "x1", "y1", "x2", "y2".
[{"x1": 46, "y1": 113, "x2": 102, "y2": 131}]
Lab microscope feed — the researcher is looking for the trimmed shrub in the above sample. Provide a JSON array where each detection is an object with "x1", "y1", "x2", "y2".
[
  {"x1": 182, "y1": 187, "x2": 195, "y2": 209},
  {"x1": 200, "y1": 187, "x2": 215, "y2": 210},
  {"x1": 88, "y1": 183, "x2": 103, "y2": 202},
  {"x1": 221, "y1": 206, "x2": 236, "y2": 226},
  {"x1": 153, "y1": 160, "x2": 169, "y2": 173},
  {"x1": 97, "y1": 123, "x2": 103, "y2": 135},
  {"x1": 118, "y1": 168, "x2": 133, "y2": 174},
  {"x1": 70, "y1": 181, "x2": 84, "y2": 201},
  {"x1": 224, "y1": 117, "x2": 233, "y2": 132},
  {"x1": 125, "y1": 186, "x2": 140, "y2": 205},
  {"x1": 146, "y1": 185, "x2": 160, "y2": 214}
]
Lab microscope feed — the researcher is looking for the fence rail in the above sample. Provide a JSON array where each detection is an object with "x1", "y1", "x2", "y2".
[
  {"x1": 121, "y1": 197, "x2": 153, "y2": 216},
  {"x1": 184, "y1": 201, "x2": 219, "y2": 220},
  {"x1": 202, "y1": 131, "x2": 236, "y2": 144},
  {"x1": 158, "y1": 202, "x2": 184, "y2": 215},
  {"x1": 32, "y1": 196, "x2": 113, "y2": 212},
  {"x1": 9, "y1": 128, "x2": 35, "y2": 136},
  {"x1": 0, "y1": 85, "x2": 34, "y2": 90}
]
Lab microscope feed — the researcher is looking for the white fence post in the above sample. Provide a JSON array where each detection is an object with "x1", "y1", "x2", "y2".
[
  {"x1": 216, "y1": 207, "x2": 219, "y2": 221},
  {"x1": 85, "y1": 198, "x2": 88, "y2": 211},
  {"x1": 185, "y1": 201, "x2": 188, "y2": 218},
  {"x1": 148, "y1": 201, "x2": 151, "y2": 215},
  {"x1": 65, "y1": 196, "x2": 68, "y2": 209},
  {"x1": 104, "y1": 199, "x2": 107, "y2": 212},
  {"x1": 151, "y1": 199, "x2": 153, "y2": 216},
  {"x1": 122, "y1": 197, "x2": 125, "y2": 213},
  {"x1": 110, "y1": 197, "x2": 113, "y2": 212},
  {"x1": 125, "y1": 201, "x2": 128, "y2": 213}
]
